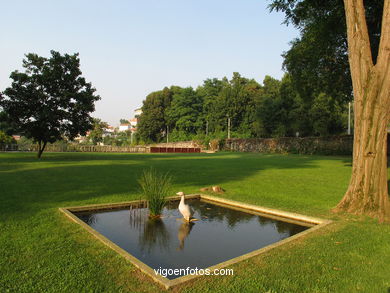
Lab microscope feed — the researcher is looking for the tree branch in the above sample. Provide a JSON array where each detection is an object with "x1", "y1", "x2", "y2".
[{"x1": 343, "y1": 0, "x2": 373, "y2": 99}]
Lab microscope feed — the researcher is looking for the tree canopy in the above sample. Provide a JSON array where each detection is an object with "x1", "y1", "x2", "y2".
[
  {"x1": 270, "y1": 0, "x2": 389, "y2": 222},
  {"x1": 0, "y1": 51, "x2": 100, "y2": 157},
  {"x1": 137, "y1": 72, "x2": 347, "y2": 143},
  {"x1": 268, "y1": 0, "x2": 383, "y2": 105}
]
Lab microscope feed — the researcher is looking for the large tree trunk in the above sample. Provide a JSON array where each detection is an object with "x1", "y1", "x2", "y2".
[{"x1": 334, "y1": 0, "x2": 390, "y2": 223}]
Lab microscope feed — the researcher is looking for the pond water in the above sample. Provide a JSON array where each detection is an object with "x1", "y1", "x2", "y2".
[{"x1": 74, "y1": 199, "x2": 310, "y2": 280}]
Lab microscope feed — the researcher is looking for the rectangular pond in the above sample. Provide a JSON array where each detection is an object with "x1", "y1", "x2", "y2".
[{"x1": 61, "y1": 195, "x2": 329, "y2": 289}]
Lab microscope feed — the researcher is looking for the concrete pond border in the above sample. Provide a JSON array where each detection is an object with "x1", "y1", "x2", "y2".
[{"x1": 59, "y1": 194, "x2": 332, "y2": 290}]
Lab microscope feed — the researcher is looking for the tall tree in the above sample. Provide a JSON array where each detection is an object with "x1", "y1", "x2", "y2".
[
  {"x1": 271, "y1": 0, "x2": 389, "y2": 222},
  {"x1": 137, "y1": 87, "x2": 175, "y2": 142},
  {"x1": 166, "y1": 87, "x2": 203, "y2": 135},
  {"x1": 196, "y1": 78, "x2": 224, "y2": 133},
  {"x1": 0, "y1": 51, "x2": 100, "y2": 158},
  {"x1": 269, "y1": 0, "x2": 382, "y2": 106},
  {"x1": 334, "y1": 0, "x2": 389, "y2": 222}
]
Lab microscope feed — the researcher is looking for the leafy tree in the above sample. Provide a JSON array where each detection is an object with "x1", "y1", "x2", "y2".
[
  {"x1": 0, "y1": 111, "x2": 15, "y2": 136},
  {"x1": 0, "y1": 51, "x2": 100, "y2": 158},
  {"x1": 278, "y1": 74, "x2": 307, "y2": 136},
  {"x1": 269, "y1": 0, "x2": 382, "y2": 106},
  {"x1": 335, "y1": 0, "x2": 389, "y2": 222},
  {"x1": 0, "y1": 131, "x2": 15, "y2": 144},
  {"x1": 197, "y1": 78, "x2": 225, "y2": 133},
  {"x1": 87, "y1": 118, "x2": 108, "y2": 145},
  {"x1": 255, "y1": 76, "x2": 282, "y2": 137},
  {"x1": 120, "y1": 119, "x2": 129, "y2": 124},
  {"x1": 197, "y1": 73, "x2": 260, "y2": 137},
  {"x1": 137, "y1": 87, "x2": 175, "y2": 142},
  {"x1": 309, "y1": 93, "x2": 344, "y2": 136},
  {"x1": 271, "y1": 0, "x2": 389, "y2": 222},
  {"x1": 166, "y1": 87, "x2": 203, "y2": 135}
]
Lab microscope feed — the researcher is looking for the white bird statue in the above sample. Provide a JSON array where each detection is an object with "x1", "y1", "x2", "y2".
[{"x1": 177, "y1": 192, "x2": 194, "y2": 222}]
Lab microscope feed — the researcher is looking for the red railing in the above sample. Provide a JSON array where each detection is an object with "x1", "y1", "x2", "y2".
[{"x1": 150, "y1": 147, "x2": 201, "y2": 153}]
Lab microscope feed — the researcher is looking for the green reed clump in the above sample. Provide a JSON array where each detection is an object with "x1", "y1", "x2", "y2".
[{"x1": 138, "y1": 168, "x2": 172, "y2": 217}]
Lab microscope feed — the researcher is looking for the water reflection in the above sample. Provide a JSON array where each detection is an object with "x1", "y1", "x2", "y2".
[
  {"x1": 75, "y1": 199, "x2": 310, "y2": 280},
  {"x1": 191, "y1": 201, "x2": 255, "y2": 228},
  {"x1": 257, "y1": 216, "x2": 307, "y2": 236},
  {"x1": 177, "y1": 221, "x2": 194, "y2": 250},
  {"x1": 139, "y1": 218, "x2": 170, "y2": 253}
]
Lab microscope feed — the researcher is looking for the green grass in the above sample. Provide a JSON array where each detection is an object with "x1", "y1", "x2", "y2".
[{"x1": 0, "y1": 152, "x2": 389, "y2": 292}]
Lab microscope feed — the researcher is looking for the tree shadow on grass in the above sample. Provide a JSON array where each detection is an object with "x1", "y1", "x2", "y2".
[{"x1": 0, "y1": 152, "x2": 353, "y2": 219}]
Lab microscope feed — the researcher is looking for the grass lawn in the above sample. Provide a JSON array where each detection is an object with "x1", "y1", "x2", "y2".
[{"x1": 0, "y1": 152, "x2": 389, "y2": 292}]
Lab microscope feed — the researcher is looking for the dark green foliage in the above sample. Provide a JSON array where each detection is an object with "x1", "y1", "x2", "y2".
[
  {"x1": 137, "y1": 87, "x2": 176, "y2": 143},
  {"x1": 0, "y1": 111, "x2": 15, "y2": 135},
  {"x1": 166, "y1": 87, "x2": 203, "y2": 134},
  {"x1": 0, "y1": 51, "x2": 100, "y2": 157},
  {"x1": 137, "y1": 72, "x2": 349, "y2": 143},
  {"x1": 268, "y1": 0, "x2": 383, "y2": 105},
  {"x1": 309, "y1": 93, "x2": 345, "y2": 136},
  {"x1": 256, "y1": 74, "x2": 310, "y2": 138}
]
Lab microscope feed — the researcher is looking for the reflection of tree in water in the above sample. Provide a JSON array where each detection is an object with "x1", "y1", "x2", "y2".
[
  {"x1": 177, "y1": 222, "x2": 194, "y2": 250},
  {"x1": 257, "y1": 216, "x2": 307, "y2": 236},
  {"x1": 257, "y1": 216, "x2": 274, "y2": 227},
  {"x1": 224, "y1": 208, "x2": 254, "y2": 228},
  {"x1": 191, "y1": 201, "x2": 254, "y2": 228},
  {"x1": 275, "y1": 221, "x2": 307, "y2": 236},
  {"x1": 139, "y1": 218, "x2": 170, "y2": 253}
]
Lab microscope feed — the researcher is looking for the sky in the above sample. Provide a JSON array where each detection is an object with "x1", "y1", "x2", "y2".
[{"x1": 0, "y1": 0, "x2": 298, "y2": 126}]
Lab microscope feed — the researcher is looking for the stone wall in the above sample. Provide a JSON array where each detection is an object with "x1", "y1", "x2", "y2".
[{"x1": 224, "y1": 136, "x2": 354, "y2": 155}]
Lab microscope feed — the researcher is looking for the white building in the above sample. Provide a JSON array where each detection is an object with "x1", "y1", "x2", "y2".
[
  {"x1": 119, "y1": 124, "x2": 131, "y2": 132},
  {"x1": 103, "y1": 126, "x2": 115, "y2": 137}
]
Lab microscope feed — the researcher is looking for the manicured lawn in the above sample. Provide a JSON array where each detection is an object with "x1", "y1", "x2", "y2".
[{"x1": 0, "y1": 152, "x2": 389, "y2": 292}]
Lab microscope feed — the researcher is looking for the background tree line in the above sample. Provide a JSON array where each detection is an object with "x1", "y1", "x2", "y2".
[{"x1": 137, "y1": 72, "x2": 350, "y2": 143}]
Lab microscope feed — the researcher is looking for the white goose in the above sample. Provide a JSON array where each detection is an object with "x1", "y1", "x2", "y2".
[{"x1": 177, "y1": 192, "x2": 194, "y2": 222}]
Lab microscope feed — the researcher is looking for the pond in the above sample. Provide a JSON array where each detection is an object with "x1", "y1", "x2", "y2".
[{"x1": 73, "y1": 198, "x2": 310, "y2": 280}]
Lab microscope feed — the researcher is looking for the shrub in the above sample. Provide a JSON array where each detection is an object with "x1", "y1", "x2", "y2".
[{"x1": 138, "y1": 168, "x2": 172, "y2": 217}]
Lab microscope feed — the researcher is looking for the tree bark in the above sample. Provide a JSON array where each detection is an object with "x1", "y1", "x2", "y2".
[
  {"x1": 334, "y1": 0, "x2": 390, "y2": 223},
  {"x1": 37, "y1": 141, "x2": 47, "y2": 159}
]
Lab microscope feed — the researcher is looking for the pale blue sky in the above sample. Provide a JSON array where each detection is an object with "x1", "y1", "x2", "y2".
[{"x1": 0, "y1": 0, "x2": 297, "y2": 125}]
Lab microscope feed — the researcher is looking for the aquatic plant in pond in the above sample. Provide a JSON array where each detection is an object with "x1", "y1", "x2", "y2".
[{"x1": 138, "y1": 168, "x2": 172, "y2": 217}]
